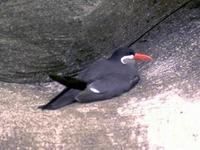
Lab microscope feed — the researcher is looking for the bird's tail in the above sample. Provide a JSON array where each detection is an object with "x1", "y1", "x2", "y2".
[{"x1": 38, "y1": 88, "x2": 79, "y2": 110}]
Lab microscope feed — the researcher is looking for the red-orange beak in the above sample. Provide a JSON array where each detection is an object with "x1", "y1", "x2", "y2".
[{"x1": 134, "y1": 53, "x2": 153, "y2": 61}]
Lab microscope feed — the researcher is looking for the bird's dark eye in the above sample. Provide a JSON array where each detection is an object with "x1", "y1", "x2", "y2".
[{"x1": 128, "y1": 51, "x2": 134, "y2": 55}]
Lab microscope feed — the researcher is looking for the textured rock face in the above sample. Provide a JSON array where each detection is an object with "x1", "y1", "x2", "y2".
[
  {"x1": 0, "y1": 2, "x2": 199, "y2": 149},
  {"x1": 0, "y1": 0, "x2": 188, "y2": 83}
]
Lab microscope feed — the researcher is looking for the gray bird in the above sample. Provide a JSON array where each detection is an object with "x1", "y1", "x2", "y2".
[{"x1": 39, "y1": 47, "x2": 152, "y2": 110}]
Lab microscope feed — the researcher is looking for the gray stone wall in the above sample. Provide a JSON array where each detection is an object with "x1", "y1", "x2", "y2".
[{"x1": 0, "y1": 0, "x2": 188, "y2": 83}]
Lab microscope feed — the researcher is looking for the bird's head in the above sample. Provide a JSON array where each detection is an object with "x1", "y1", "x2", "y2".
[{"x1": 110, "y1": 47, "x2": 152, "y2": 64}]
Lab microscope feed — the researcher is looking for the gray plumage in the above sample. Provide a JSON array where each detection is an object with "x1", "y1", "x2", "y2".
[{"x1": 39, "y1": 47, "x2": 140, "y2": 110}]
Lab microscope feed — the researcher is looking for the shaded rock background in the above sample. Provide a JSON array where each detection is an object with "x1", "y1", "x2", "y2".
[
  {"x1": 0, "y1": 0, "x2": 188, "y2": 83},
  {"x1": 0, "y1": 1, "x2": 199, "y2": 149}
]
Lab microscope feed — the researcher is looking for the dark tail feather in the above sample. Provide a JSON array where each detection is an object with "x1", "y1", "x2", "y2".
[
  {"x1": 49, "y1": 75, "x2": 87, "y2": 90},
  {"x1": 38, "y1": 88, "x2": 78, "y2": 110}
]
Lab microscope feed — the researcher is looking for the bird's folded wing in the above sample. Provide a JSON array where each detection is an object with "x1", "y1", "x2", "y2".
[
  {"x1": 49, "y1": 74, "x2": 87, "y2": 90},
  {"x1": 75, "y1": 74, "x2": 140, "y2": 103}
]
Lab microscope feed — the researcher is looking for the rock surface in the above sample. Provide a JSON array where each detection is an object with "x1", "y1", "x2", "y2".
[
  {"x1": 0, "y1": 0, "x2": 188, "y2": 83},
  {"x1": 0, "y1": 2, "x2": 199, "y2": 150}
]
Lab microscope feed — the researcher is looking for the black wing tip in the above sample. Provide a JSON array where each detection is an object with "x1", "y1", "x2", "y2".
[
  {"x1": 38, "y1": 104, "x2": 58, "y2": 110},
  {"x1": 38, "y1": 99, "x2": 76, "y2": 110}
]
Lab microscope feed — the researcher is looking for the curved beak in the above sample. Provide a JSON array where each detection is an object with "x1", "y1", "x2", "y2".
[{"x1": 134, "y1": 53, "x2": 153, "y2": 61}]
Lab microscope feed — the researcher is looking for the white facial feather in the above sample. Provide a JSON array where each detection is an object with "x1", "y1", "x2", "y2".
[{"x1": 120, "y1": 55, "x2": 134, "y2": 64}]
